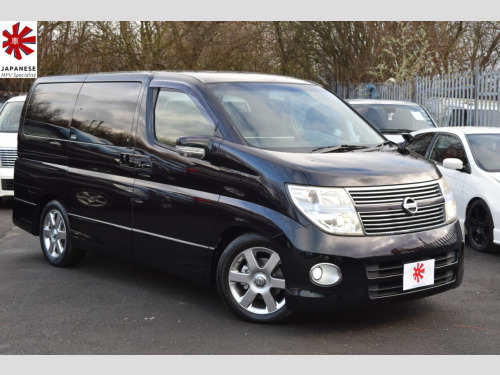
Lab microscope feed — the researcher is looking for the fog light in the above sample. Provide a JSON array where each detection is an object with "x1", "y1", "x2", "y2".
[
  {"x1": 312, "y1": 267, "x2": 323, "y2": 281},
  {"x1": 309, "y1": 263, "x2": 342, "y2": 287}
]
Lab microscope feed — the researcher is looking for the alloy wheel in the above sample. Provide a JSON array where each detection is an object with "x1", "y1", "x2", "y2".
[
  {"x1": 42, "y1": 209, "x2": 67, "y2": 259},
  {"x1": 228, "y1": 247, "x2": 286, "y2": 315}
]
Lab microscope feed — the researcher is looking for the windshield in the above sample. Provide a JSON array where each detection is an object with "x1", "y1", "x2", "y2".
[
  {"x1": 0, "y1": 101, "x2": 24, "y2": 133},
  {"x1": 208, "y1": 83, "x2": 385, "y2": 152},
  {"x1": 467, "y1": 134, "x2": 500, "y2": 172},
  {"x1": 350, "y1": 103, "x2": 435, "y2": 133}
]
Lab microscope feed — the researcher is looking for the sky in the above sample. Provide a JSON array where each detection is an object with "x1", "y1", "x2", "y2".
[{"x1": 4, "y1": 0, "x2": 500, "y2": 22}]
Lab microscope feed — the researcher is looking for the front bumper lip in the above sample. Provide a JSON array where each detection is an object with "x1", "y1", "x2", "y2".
[
  {"x1": 0, "y1": 168, "x2": 14, "y2": 197},
  {"x1": 274, "y1": 221, "x2": 464, "y2": 312}
]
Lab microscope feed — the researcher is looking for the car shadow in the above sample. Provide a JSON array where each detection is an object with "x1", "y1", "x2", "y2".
[{"x1": 62, "y1": 250, "x2": 440, "y2": 331}]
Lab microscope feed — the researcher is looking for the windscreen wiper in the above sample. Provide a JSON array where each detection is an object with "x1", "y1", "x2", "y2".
[{"x1": 311, "y1": 144, "x2": 372, "y2": 153}]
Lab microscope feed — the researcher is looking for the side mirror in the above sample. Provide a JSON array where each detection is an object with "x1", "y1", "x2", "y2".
[
  {"x1": 175, "y1": 136, "x2": 212, "y2": 160},
  {"x1": 443, "y1": 158, "x2": 464, "y2": 171},
  {"x1": 398, "y1": 133, "x2": 414, "y2": 154}
]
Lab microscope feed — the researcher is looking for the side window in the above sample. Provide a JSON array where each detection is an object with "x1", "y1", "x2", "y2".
[
  {"x1": 406, "y1": 132, "x2": 435, "y2": 156},
  {"x1": 24, "y1": 82, "x2": 82, "y2": 139},
  {"x1": 154, "y1": 90, "x2": 214, "y2": 147},
  {"x1": 71, "y1": 82, "x2": 142, "y2": 146},
  {"x1": 429, "y1": 134, "x2": 468, "y2": 165}
]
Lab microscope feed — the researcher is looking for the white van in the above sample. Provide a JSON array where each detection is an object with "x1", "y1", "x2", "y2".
[{"x1": 0, "y1": 95, "x2": 26, "y2": 203}]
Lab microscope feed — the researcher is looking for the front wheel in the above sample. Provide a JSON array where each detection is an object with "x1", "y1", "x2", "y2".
[
  {"x1": 467, "y1": 200, "x2": 496, "y2": 253},
  {"x1": 216, "y1": 233, "x2": 291, "y2": 323},
  {"x1": 40, "y1": 200, "x2": 85, "y2": 267}
]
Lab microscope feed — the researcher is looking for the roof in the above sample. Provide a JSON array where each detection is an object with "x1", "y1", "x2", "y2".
[
  {"x1": 4, "y1": 95, "x2": 26, "y2": 103},
  {"x1": 346, "y1": 99, "x2": 421, "y2": 107},
  {"x1": 413, "y1": 126, "x2": 500, "y2": 136},
  {"x1": 34, "y1": 71, "x2": 315, "y2": 86},
  {"x1": 155, "y1": 71, "x2": 313, "y2": 85}
]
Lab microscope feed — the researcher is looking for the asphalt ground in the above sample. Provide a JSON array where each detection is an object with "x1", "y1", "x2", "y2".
[{"x1": 0, "y1": 197, "x2": 499, "y2": 355}]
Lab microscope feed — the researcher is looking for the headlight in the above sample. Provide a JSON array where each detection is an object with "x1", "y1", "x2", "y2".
[
  {"x1": 438, "y1": 178, "x2": 457, "y2": 224},
  {"x1": 287, "y1": 184, "x2": 363, "y2": 235}
]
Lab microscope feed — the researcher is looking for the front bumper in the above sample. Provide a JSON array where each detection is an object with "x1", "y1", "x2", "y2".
[
  {"x1": 275, "y1": 220, "x2": 464, "y2": 312},
  {"x1": 0, "y1": 167, "x2": 14, "y2": 198}
]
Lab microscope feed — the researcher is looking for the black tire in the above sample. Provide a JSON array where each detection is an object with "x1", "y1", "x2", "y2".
[
  {"x1": 216, "y1": 232, "x2": 291, "y2": 323},
  {"x1": 467, "y1": 200, "x2": 496, "y2": 253},
  {"x1": 39, "y1": 200, "x2": 85, "y2": 267}
]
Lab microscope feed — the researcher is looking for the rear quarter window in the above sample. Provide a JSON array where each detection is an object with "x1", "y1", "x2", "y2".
[
  {"x1": 24, "y1": 82, "x2": 82, "y2": 139},
  {"x1": 70, "y1": 82, "x2": 142, "y2": 146}
]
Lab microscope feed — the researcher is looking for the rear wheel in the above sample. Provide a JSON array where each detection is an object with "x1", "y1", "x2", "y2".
[
  {"x1": 216, "y1": 233, "x2": 291, "y2": 323},
  {"x1": 40, "y1": 200, "x2": 85, "y2": 266},
  {"x1": 467, "y1": 200, "x2": 496, "y2": 253}
]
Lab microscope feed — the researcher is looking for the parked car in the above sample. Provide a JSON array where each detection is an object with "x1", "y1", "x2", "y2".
[
  {"x1": 408, "y1": 127, "x2": 500, "y2": 252},
  {"x1": 346, "y1": 99, "x2": 437, "y2": 144},
  {"x1": 0, "y1": 95, "x2": 26, "y2": 203},
  {"x1": 13, "y1": 72, "x2": 463, "y2": 323}
]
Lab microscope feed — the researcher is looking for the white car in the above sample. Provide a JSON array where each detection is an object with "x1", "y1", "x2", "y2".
[
  {"x1": 0, "y1": 95, "x2": 26, "y2": 203},
  {"x1": 408, "y1": 126, "x2": 500, "y2": 252},
  {"x1": 347, "y1": 99, "x2": 437, "y2": 144}
]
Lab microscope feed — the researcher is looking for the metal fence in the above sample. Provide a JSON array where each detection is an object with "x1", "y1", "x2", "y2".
[
  {"x1": 330, "y1": 80, "x2": 414, "y2": 101},
  {"x1": 330, "y1": 64, "x2": 500, "y2": 127}
]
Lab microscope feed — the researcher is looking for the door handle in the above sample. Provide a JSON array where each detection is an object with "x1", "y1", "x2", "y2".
[{"x1": 120, "y1": 154, "x2": 152, "y2": 170}]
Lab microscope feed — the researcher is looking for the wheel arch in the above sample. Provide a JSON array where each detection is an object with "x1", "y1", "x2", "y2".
[
  {"x1": 465, "y1": 197, "x2": 494, "y2": 230},
  {"x1": 209, "y1": 226, "x2": 259, "y2": 285},
  {"x1": 33, "y1": 194, "x2": 63, "y2": 236}
]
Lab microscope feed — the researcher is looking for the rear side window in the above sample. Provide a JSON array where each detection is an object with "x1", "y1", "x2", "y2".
[
  {"x1": 24, "y1": 83, "x2": 82, "y2": 139},
  {"x1": 154, "y1": 90, "x2": 214, "y2": 147},
  {"x1": 71, "y1": 82, "x2": 142, "y2": 146},
  {"x1": 407, "y1": 132, "x2": 435, "y2": 156}
]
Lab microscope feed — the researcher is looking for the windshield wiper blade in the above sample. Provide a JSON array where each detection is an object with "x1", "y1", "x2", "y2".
[
  {"x1": 311, "y1": 144, "x2": 371, "y2": 153},
  {"x1": 379, "y1": 129, "x2": 413, "y2": 134}
]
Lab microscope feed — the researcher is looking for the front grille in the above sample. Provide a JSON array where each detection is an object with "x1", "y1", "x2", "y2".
[
  {"x1": 0, "y1": 149, "x2": 17, "y2": 168},
  {"x1": 366, "y1": 249, "x2": 458, "y2": 299},
  {"x1": 1, "y1": 179, "x2": 14, "y2": 191},
  {"x1": 359, "y1": 204, "x2": 446, "y2": 235},
  {"x1": 347, "y1": 181, "x2": 446, "y2": 235}
]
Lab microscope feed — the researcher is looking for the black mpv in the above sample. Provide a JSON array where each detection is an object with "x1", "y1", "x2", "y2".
[{"x1": 13, "y1": 72, "x2": 464, "y2": 323}]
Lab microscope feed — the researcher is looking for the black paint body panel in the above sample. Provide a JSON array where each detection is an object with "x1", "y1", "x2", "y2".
[{"x1": 13, "y1": 72, "x2": 464, "y2": 312}]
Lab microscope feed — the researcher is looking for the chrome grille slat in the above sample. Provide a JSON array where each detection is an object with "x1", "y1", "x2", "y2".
[
  {"x1": 350, "y1": 188, "x2": 441, "y2": 205},
  {"x1": 360, "y1": 203, "x2": 443, "y2": 218},
  {"x1": 0, "y1": 149, "x2": 18, "y2": 168},
  {"x1": 351, "y1": 190, "x2": 441, "y2": 199},
  {"x1": 353, "y1": 197, "x2": 438, "y2": 205},
  {"x1": 350, "y1": 183, "x2": 440, "y2": 199},
  {"x1": 361, "y1": 210, "x2": 444, "y2": 222},
  {"x1": 363, "y1": 218, "x2": 445, "y2": 232},
  {"x1": 359, "y1": 203, "x2": 444, "y2": 215},
  {"x1": 347, "y1": 181, "x2": 447, "y2": 235},
  {"x1": 350, "y1": 187, "x2": 441, "y2": 197}
]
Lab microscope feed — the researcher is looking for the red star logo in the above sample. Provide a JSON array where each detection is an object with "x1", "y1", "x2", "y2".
[
  {"x1": 413, "y1": 262, "x2": 425, "y2": 283},
  {"x1": 2, "y1": 22, "x2": 36, "y2": 60}
]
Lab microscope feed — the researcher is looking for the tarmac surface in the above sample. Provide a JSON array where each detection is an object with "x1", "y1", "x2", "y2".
[{"x1": 1, "y1": 197, "x2": 499, "y2": 354}]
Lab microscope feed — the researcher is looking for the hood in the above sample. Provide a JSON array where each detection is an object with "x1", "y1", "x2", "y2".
[
  {"x1": 263, "y1": 149, "x2": 441, "y2": 187},
  {"x1": 0, "y1": 132, "x2": 17, "y2": 148}
]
